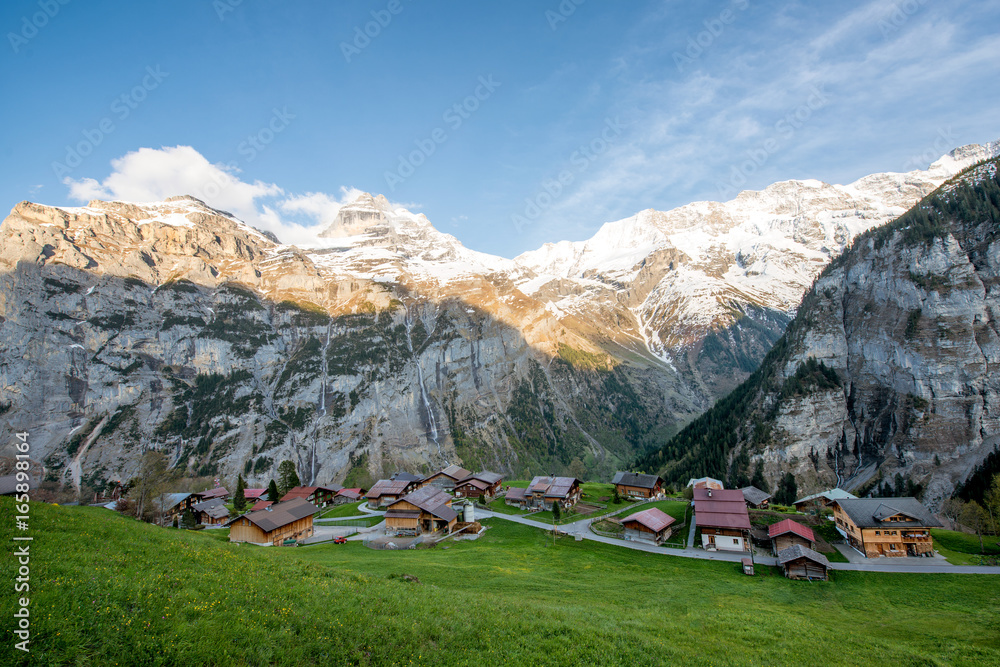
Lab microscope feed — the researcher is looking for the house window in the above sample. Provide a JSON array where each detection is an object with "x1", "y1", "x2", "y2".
[{"x1": 875, "y1": 531, "x2": 880, "y2": 535}]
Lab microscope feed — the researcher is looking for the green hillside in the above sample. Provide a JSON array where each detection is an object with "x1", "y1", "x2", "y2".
[{"x1": 2, "y1": 498, "x2": 998, "y2": 666}]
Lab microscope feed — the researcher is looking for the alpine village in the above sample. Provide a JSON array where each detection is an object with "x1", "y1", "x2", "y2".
[{"x1": 3, "y1": 4, "x2": 1000, "y2": 665}]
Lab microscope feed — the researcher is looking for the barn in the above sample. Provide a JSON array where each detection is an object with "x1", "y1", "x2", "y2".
[
  {"x1": 227, "y1": 497, "x2": 319, "y2": 546},
  {"x1": 777, "y1": 544, "x2": 830, "y2": 581},
  {"x1": 620, "y1": 507, "x2": 675, "y2": 545}
]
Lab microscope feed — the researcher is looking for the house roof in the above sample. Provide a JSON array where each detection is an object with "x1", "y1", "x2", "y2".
[
  {"x1": 686, "y1": 476, "x2": 724, "y2": 489},
  {"x1": 158, "y1": 493, "x2": 192, "y2": 511},
  {"x1": 794, "y1": 488, "x2": 856, "y2": 505},
  {"x1": 612, "y1": 472, "x2": 663, "y2": 490},
  {"x1": 250, "y1": 500, "x2": 273, "y2": 511},
  {"x1": 777, "y1": 544, "x2": 830, "y2": 568},
  {"x1": 456, "y1": 478, "x2": 490, "y2": 491},
  {"x1": 424, "y1": 464, "x2": 472, "y2": 483},
  {"x1": 833, "y1": 497, "x2": 941, "y2": 529},
  {"x1": 197, "y1": 487, "x2": 229, "y2": 500},
  {"x1": 693, "y1": 487, "x2": 751, "y2": 530},
  {"x1": 202, "y1": 505, "x2": 230, "y2": 520},
  {"x1": 390, "y1": 486, "x2": 457, "y2": 522},
  {"x1": 337, "y1": 489, "x2": 363, "y2": 500},
  {"x1": 768, "y1": 518, "x2": 815, "y2": 543},
  {"x1": 741, "y1": 486, "x2": 772, "y2": 506},
  {"x1": 390, "y1": 472, "x2": 423, "y2": 483},
  {"x1": 506, "y1": 487, "x2": 528, "y2": 501},
  {"x1": 367, "y1": 479, "x2": 412, "y2": 499},
  {"x1": 527, "y1": 476, "x2": 579, "y2": 499},
  {"x1": 461, "y1": 471, "x2": 502, "y2": 485},
  {"x1": 243, "y1": 489, "x2": 267, "y2": 500},
  {"x1": 280, "y1": 486, "x2": 339, "y2": 502},
  {"x1": 622, "y1": 507, "x2": 675, "y2": 533},
  {"x1": 233, "y1": 497, "x2": 319, "y2": 532},
  {"x1": 192, "y1": 498, "x2": 226, "y2": 512}
]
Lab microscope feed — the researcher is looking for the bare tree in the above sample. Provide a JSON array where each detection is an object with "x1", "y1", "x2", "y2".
[
  {"x1": 960, "y1": 501, "x2": 990, "y2": 553},
  {"x1": 130, "y1": 451, "x2": 173, "y2": 524}
]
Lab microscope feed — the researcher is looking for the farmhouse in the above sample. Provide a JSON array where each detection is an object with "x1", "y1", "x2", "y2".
[
  {"x1": 366, "y1": 479, "x2": 417, "y2": 508},
  {"x1": 686, "y1": 476, "x2": 724, "y2": 490},
  {"x1": 777, "y1": 544, "x2": 830, "y2": 581},
  {"x1": 384, "y1": 486, "x2": 458, "y2": 537},
  {"x1": 227, "y1": 497, "x2": 319, "y2": 546},
  {"x1": 620, "y1": 507, "x2": 675, "y2": 545},
  {"x1": 157, "y1": 493, "x2": 195, "y2": 522},
  {"x1": 740, "y1": 485, "x2": 772, "y2": 509},
  {"x1": 768, "y1": 518, "x2": 815, "y2": 555},
  {"x1": 525, "y1": 476, "x2": 582, "y2": 510},
  {"x1": 832, "y1": 497, "x2": 941, "y2": 558},
  {"x1": 612, "y1": 472, "x2": 664, "y2": 499},
  {"x1": 421, "y1": 464, "x2": 473, "y2": 492},
  {"x1": 794, "y1": 488, "x2": 856, "y2": 513},
  {"x1": 505, "y1": 486, "x2": 529, "y2": 507},
  {"x1": 453, "y1": 471, "x2": 503, "y2": 501},
  {"x1": 335, "y1": 488, "x2": 364, "y2": 504},
  {"x1": 694, "y1": 487, "x2": 751, "y2": 552},
  {"x1": 280, "y1": 485, "x2": 339, "y2": 507},
  {"x1": 192, "y1": 498, "x2": 230, "y2": 525}
]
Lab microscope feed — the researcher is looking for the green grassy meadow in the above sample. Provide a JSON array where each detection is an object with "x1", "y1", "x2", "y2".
[
  {"x1": 2, "y1": 498, "x2": 999, "y2": 666},
  {"x1": 317, "y1": 501, "x2": 371, "y2": 519},
  {"x1": 932, "y1": 528, "x2": 1000, "y2": 565}
]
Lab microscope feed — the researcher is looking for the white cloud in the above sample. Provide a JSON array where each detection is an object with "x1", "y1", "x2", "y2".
[{"x1": 61, "y1": 146, "x2": 386, "y2": 246}]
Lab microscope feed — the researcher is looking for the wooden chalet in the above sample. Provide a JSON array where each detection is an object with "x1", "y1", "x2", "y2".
[
  {"x1": 505, "y1": 486, "x2": 529, "y2": 507},
  {"x1": 335, "y1": 488, "x2": 363, "y2": 504},
  {"x1": 157, "y1": 493, "x2": 196, "y2": 522},
  {"x1": 250, "y1": 500, "x2": 273, "y2": 511},
  {"x1": 280, "y1": 485, "x2": 339, "y2": 508},
  {"x1": 740, "y1": 485, "x2": 772, "y2": 509},
  {"x1": 620, "y1": 507, "x2": 675, "y2": 545},
  {"x1": 686, "y1": 476, "x2": 724, "y2": 490},
  {"x1": 420, "y1": 464, "x2": 473, "y2": 492},
  {"x1": 227, "y1": 497, "x2": 319, "y2": 546},
  {"x1": 694, "y1": 487, "x2": 751, "y2": 552},
  {"x1": 192, "y1": 498, "x2": 230, "y2": 525},
  {"x1": 524, "y1": 476, "x2": 582, "y2": 510},
  {"x1": 793, "y1": 488, "x2": 856, "y2": 512},
  {"x1": 777, "y1": 544, "x2": 830, "y2": 581},
  {"x1": 243, "y1": 488, "x2": 267, "y2": 503},
  {"x1": 366, "y1": 479, "x2": 416, "y2": 508},
  {"x1": 612, "y1": 472, "x2": 664, "y2": 499},
  {"x1": 832, "y1": 497, "x2": 940, "y2": 558},
  {"x1": 768, "y1": 519, "x2": 815, "y2": 555},
  {"x1": 384, "y1": 486, "x2": 458, "y2": 537},
  {"x1": 453, "y1": 471, "x2": 503, "y2": 501},
  {"x1": 390, "y1": 471, "x2": 423, "y2": 484}
]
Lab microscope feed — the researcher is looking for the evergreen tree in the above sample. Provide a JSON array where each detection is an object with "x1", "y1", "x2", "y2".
[
  {"x1": 775, "y1": 472, "x2": 797, "y2": 506},
  {"x1": 277, "y1": 460, "x2": 300, "y2": 496},
  {"x1": 750, "y1": 464, "x2": 768, "y2": 493},
  {"x1": 266, "y1": 479, "x2": 280, "y2": 502},
  {"x1": 234, "y1": 474, "x2": 247, "y2": 513},
  {"x1": 552, "y1": 501, "x2": 561, "y2": 522},
  {"x1": 181, "y1": 508, "x2": 196, "y2": 529}
]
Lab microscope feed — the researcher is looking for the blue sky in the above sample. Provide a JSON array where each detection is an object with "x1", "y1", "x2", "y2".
[{"x1": 1, "y1": 0, "x2": 998, "y2": 256}]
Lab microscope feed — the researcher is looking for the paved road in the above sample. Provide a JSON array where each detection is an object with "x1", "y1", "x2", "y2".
[{"x1": 475, "y1": 508, "x2": 1000, "y2": 574}]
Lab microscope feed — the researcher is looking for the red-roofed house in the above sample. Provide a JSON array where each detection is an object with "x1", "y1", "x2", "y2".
[
  {"x1": 335, "y1": 488, "x2": 364, "y2": 505},
  {"x1": 768, "y1": 519, "x2": 816, "y2": 555},
  {"x1": 620, "y1": 508, "x2": 676, "y2": 545},
  {"x1": 250, "y1": 500, "x2": 273, "y2": 512},
  {"x1": 694, "y1": 487, "x2": 751, "y2": 552},
  {"x1": 244, "y1": 488, "x2": 267, "y2": 502}
]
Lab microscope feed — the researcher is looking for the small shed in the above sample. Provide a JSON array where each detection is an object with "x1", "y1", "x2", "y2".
[
  {"x1": 740, "y1": 485, "x2": 772, "y2": 509},
  {"x1": 777, "y1": 544, "x2": 830, "y2": 581},
  {"x1": 741, "y1": 557, "x2": 754, "y2": 576},
  {"x1": 768, "y1": 519, "x2": 816, "y2": 554},
  {"x1": 620, "y1": 507, "x2": 676, "y2": 545}
]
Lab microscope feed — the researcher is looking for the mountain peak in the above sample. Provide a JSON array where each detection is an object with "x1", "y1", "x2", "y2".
[{"x1": 318, "y1": 191, "x2": 396, "y2": 239}]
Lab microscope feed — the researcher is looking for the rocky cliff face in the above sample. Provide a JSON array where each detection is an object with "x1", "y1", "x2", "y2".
[
  {"x1": 637, "y1": 158, "x2": 1000, "y2": 507},
  {"x1": 0, "y1": 196, "x2": 682, "y2": 494}
]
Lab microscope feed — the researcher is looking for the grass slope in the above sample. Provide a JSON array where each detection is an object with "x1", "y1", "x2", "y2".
[{"x1": 2, "y1": 499, "x2": 999, "y2": 666}]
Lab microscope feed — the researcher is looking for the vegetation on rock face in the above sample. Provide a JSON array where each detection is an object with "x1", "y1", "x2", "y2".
[
  {"x1": 3, "y1": 499, "x2": 998, "y2": 666},
  {"x1": 634, "y1": 157, "x2": 1000, "y2": 495}
]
